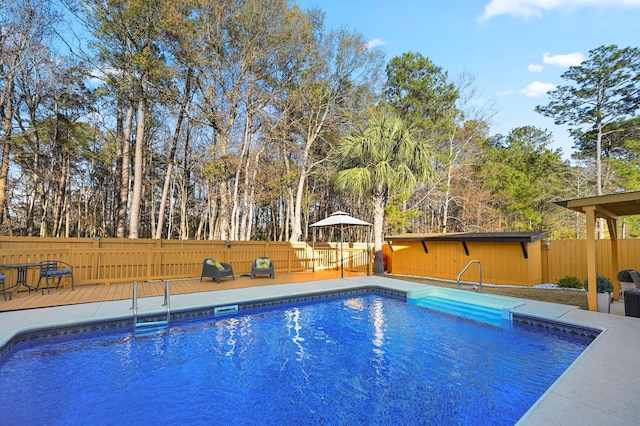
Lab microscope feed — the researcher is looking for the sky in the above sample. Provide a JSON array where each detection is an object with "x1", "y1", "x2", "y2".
[{"x1": 295, "y1": 0, "x2": 640, "y2": 160}]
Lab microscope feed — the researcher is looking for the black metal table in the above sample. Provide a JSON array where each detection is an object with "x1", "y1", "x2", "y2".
[{"x1": 0, "y1": 263, "x2": 44, "y2": 300}]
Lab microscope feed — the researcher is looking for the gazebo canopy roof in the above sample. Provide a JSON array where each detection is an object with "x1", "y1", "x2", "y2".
[{"x1": 310, "y1": 211, "x2": 371, "y2": 228}]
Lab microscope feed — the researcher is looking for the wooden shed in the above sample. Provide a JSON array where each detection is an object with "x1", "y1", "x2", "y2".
[{"x1": 384, "y1": 231, "x2": 549, "y2": 286}]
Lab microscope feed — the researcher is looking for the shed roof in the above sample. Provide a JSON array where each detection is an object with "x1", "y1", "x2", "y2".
[
  {"x1": 384, "y1": 231, "x2": 548, "y2": 259},
  {"x1": 384, "y1": 231, "x2": 548, "y2": 243}
]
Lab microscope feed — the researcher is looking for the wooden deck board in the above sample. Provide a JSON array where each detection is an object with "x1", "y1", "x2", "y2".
[{"x1": 0, "y1": 270, "x2": 361, "y2": 313}]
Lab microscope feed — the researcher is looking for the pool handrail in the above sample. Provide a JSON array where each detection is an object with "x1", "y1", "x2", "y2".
[
  {"x1": 132, "y1": 280, "x2": 171, "y2": 335},
  {"x1": 457, "y1": 260, "x2": 482, "y2": 293}
]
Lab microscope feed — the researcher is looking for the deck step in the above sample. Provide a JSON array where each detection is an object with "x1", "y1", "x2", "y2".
[
  {"x1": 134, "y1": 320, "x2": 169, "y2": 336},
  {"x1": 411, "y1": 297, "x2": 505, "y2": 326},
  {"x1": 407, "y1": 287, "x2": 522, "y2": 327},
  {"x1": 135, "y1": 320, "x2": 168, "y2": 328}
]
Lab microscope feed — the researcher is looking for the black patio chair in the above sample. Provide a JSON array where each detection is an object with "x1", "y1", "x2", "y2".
[
  {"x1": 251, "y1": 257, "x2": 275, "y2": 279},
  {"x1": 37, "y1": 260, "x2": 74, "y2": 293},
  {"x1": 200, "y1": 258, "x2": 235, "y2": 283},
  {"x1": 630, "y1": 270, "x2": 640, "y2": 289}
]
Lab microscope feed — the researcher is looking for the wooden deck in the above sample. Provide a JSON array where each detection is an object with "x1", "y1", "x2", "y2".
[{"x1": 0, "y1": 270, "x2": 368, "y2": 313}]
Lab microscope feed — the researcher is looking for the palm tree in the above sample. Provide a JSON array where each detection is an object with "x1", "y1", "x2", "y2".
[{"x1": 335, "y1": 110, "x2": 436, "y2": 273}]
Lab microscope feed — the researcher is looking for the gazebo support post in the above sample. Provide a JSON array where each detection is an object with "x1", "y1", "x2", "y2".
[
  {"x1": 312, "y1": 228, "x2": 316, "y2": 272},
  {"x1": 340, "y1": 226, "x2": 344, "y2": 279},
  {"x1": 607, "y1": 217, "x2": 620, "y2": 300},
  {"x1": 367, "y1": 226, "x2": 372, "y2": 276},
  {"x1": 585, "y1": 206, "x2": 598, "y2": 311}
]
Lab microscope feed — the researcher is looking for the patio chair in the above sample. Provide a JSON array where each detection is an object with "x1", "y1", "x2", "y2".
[
  {"x1": 630, "y1": 270, "x2": 640, "y2": 289},
  {"x1": 37, "y1": 260, "x2": 74, "y2": 293},
  {"x1": 251, "y1": 257, "x2": 275, "y2": 279},
  {"x1": 200, "y1": 258, "x2": 235, "y2": 283}
]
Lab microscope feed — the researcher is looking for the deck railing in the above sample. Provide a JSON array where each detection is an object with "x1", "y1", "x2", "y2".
[{"x1": 0, "y1": 237, "x2": 372, "y2": 288}]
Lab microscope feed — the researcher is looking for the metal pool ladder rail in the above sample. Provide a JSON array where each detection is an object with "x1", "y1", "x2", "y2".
[
  {"x1": 132, "y1": 280, "x2": 171, "y2": 336},
  {"x1": 457, "y1": 260, "x2": 482, "y2": 293}
]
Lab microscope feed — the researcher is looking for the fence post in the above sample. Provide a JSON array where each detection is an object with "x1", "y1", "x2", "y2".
[
  {"x1": 92, "y1": 237, "x2": 101, "y2": 284},
  {"x1": 147, "y1": 241, "x2": 159, "y2": 281},
  {"x1": 541, "y1": 239, "x2": 549, "y2": 284}
]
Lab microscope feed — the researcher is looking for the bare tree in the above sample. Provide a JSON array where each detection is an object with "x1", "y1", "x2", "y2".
[{"x1": 287, "y1": 28, "x2": 384, "y2": 242}]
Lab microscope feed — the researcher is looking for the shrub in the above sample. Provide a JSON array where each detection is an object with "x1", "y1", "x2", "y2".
[
  {"x1": 617, "y1": 269, "x2": 634, "y2": 282},
  {"x1": 557, "y1": 275, "x2": 583, "y2": 289},
  {"x1": 583, "y1": 275, "x2": 614, "y2": 293}
]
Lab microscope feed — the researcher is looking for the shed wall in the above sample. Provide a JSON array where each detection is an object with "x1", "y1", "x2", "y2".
[
  {"x1": 386, "y1": 240, "x2": 542, "y2": 286},
  {"x1": 384, "y1": 238, "x2": 640, "y2": 286}
]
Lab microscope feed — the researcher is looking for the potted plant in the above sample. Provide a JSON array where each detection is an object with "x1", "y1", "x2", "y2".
[
  {"x1": 583, "y1": 275, "x2": 614, "y2": 313},
  {"x1": 617, "y1": 269, "x2": 636, "y2": 300}
]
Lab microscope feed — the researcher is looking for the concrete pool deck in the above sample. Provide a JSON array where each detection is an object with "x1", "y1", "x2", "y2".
[{"x1": 0, "y1": 275, "x2": 638, "y2": 425}]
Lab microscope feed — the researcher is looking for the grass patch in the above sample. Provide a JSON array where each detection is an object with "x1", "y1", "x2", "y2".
[{"x1": 390, "y1": 275, "x2": 589, "y2": 310}]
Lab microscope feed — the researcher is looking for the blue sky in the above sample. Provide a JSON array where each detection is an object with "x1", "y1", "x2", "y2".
[{"x1": 296, "y1": 0, "x2": 640, "y2": 160}]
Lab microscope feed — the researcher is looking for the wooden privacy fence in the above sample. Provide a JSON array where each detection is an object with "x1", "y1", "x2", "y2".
[
  {"x1": 541, "y1": 238, "x2": 640, "y2": 284},
  {"x1": 0, "y1": 237, "x2": 372, "y2": 288},
  {"x1": 2, "y1": 236, "x2": 636, "y2": 288}
]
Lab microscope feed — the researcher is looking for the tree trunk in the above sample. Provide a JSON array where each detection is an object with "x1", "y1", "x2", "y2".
[
  {"x1": 51, "y1": 110, "x2": 69, "y2": 237},
  {"x1": 117, "y1": 105, "x2": 133, "y2": 238},
  {"x1": 441, "y1": 133, "x2": 458, "y2": 233},
  {"x1": 372, "y1": 194, "x2": 386, "y2": 274},
  {"x1": 129, "y1": 100, "x2": 145, "y2": 239},
  {"x1": 52, "y1": 154, "x2": 68, "y2": 237},
  {"x1": 596, "y1": 120, "x2": 604, "y2": 239},
  {"x1": 241, "y1": 146, "x2": 263, "y2": 240},
  {"x1": 290, "y1": 107, "x2": 328, "y2": 242},
  {"x1": 290, "y1": 167, "x2": 307, "y2": 241},
  {"x1": 155, "y1": 69, "x2": 191, "y2": 239},
  {"x1": 179, "y1": 178, "x2": 190, "y2": 239},
  {"x1": 0, "y1": 79, "x2": 14, "y2": 222}
]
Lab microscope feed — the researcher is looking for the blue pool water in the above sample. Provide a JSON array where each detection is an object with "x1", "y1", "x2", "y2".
[{"x1": 0, "y1": 294, "x2": 593, "y2": 425}]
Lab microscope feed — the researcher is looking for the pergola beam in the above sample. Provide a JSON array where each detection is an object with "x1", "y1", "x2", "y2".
[{"x1": 595, "y1": 205, "x2": 618, "y2": 220}]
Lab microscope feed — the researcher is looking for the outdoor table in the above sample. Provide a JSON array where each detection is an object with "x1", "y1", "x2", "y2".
[{"x1": 0, "y1": 263, "x2": 44, "y2": 300}]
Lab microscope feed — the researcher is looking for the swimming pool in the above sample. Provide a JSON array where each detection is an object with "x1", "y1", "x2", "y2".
[{"x1": 0, "y1": 293, "x2": 593, "y2": 425}]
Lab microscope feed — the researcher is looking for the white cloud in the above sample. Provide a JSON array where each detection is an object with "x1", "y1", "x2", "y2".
[
  {"x1": 480, "y1": 0, "x2": 640, "y2": 21},
  {"x1": 528, "y1": 63, "x2": 544, "y2": 72},
  {"x1": 520, "y1": 81, "x2": 556, "y2": 97},
  {"x1": 543, "y1": 51, "x2": 585, "y2": 67},
  {"x1": 366, "y1": 38, "x2": 389, "y2": 49}
]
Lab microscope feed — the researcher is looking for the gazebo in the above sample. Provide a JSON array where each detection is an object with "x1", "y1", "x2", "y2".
[
  {"x1": 310, "y1": 211, "x2": 372, "y2": 278},
  {"x1": 556, "y1": 191, "x2": 640, "y2": 311}
]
